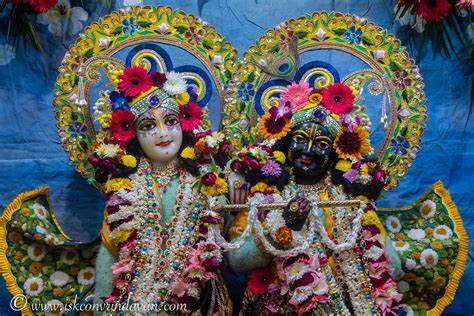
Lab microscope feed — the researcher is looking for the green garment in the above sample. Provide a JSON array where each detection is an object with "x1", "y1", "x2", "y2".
[{"x1": 92, "y1": 177, "x2": 180, "y2": 311}]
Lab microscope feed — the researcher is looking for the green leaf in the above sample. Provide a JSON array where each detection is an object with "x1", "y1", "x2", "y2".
[
  {"x1": 389, "y1": 60, "x2": 402, "y2": 71},
  {"x1": 294, "y1": 30, "x2": 308, "y2": 39},
  {"x1": 245, "y1": 72, "x2": 255, "y2": 83},
  {"x1": 175, "y1": 25, "x2": 188, "y2": 34},
  {"x1": 202, "y1": 37, "x2": 214, "y2": 49},
  {"x1": 332, "y1": 28, "x2": 346, "y2": 36},
  {"x1": 83, "y1": 48, "x2": 93, "y2": 59},
  {"x1": 110, "y1": 26, "x2": 123, "y2": 36},
  {"x1": 224, "y1": 69, "x2": 232, "y2": 79},
  {"x1": 137, "y1": 21, "x2": 152, "y2": 28},
  {"x1": 361, "y1": 35, "x2": 374, "y2": 46}
]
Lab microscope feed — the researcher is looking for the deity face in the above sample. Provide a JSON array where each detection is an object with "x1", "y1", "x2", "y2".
[
  {"x1": 135, "y1": 107, "x2": 183, "y2": 166},
  {"x1": 287, "y1": 122, "x2": 336, "y2": 184}
]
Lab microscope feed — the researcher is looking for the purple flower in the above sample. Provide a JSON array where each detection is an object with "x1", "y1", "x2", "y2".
[
  {"x1": 343, "y1": 168, "x2": 359, "y2": 183},
  {"x1": 261, "y1": 160, "x2": 282, "y2": 177},
  {"x1": 340, "y1": 114, "x2": 360, "y2": 132}
]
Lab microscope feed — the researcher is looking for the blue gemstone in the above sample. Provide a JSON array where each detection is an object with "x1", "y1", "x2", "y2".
[
  {"x1": 149, "y1": 95, "x2": 160, "y2": 106},
  {"x1": 314, "y1": 110, "x2": 324, "y2": 119},
  {"x1": 182, "y1": 240, "x2": 188, "y2": 245},
  {"x1": 191, "y1": 213, "x2": 199, "y2": 220},
  {"x1": 187, "y1": 226, "x2": 193, "y2": 231},
  {"x1": 172, "y1": 262, "x2": 179, "y2": 269},
  {"x1": 165, "y1": 277, "x2": 171, "y2": 284}
]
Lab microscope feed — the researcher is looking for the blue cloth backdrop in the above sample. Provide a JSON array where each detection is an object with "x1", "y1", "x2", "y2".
[{"x1": 0, "y1": 0, "x2": 472, "y2": 314}]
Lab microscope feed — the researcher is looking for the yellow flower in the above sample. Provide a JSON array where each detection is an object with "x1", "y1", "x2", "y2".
[
  {"x1": 309, "y1": 93, "x2": 322, "y2": 104},
  {"x1": 99, "y1": 114, "x2": 112, "y2": 129},
  {"x1": 333, "y1": 125, "x2": 372, "y2": 160},
  {"x1": 194, "y1": 138, "x2": 206, "y2": 153},
  {"x1": 258, "y1": 111, "x2": 291, "y2": 140},
  {"x1": 29, "y1": 262, "x2": 42, "y2": 274},
  {"x1": 273, "y1": 151, "x2": 286, "y2": 164},
  {"x1": 110, "y1": 69, "x2": 123, "y2": 84},
  {"x1": 430, "y1": 241, "x2": 442, "y2": 250},
  {"x1": 176, "y1": 92, "x2": 190, "y2": 105},
  {"x1": 21, "y1": 208, "x2": 30, "y2": 216},
  {"x1": 433, "y1": 275, "x2": 446, "y2": 288},
  {"x1": 53, "y1": 287, "x2": 64, "y2": 297},
  {"x1": 360, "y1": 165, "x2": 369, "y2": 176},
  {"x1": 121, "y1": 155, "x2": 137, "y2": 168},
  {"x1": 250, "y1": 182, "x2": 280, "y2": 194},
  {"x1": 201, "y1": 176, "x2": 228, "y2": 196},
  {"x1": 8, "y1": 231, "x2": 22, "y2": 243},
  {"x1": 112, "y1": 229, "x2": 133, "y2": 246},
  {"x1": 335, "y1": 160, "x2": 352, "y2": 172},
  {"x1": 104, "y1": 178, "x2": 132, "y2": 193},
  {"x1": 180, "y1": 147, "x2": 196, "y2": 160},
  {"x1": 362, "y1": 211, "x2": 381, "y2": 226},
  {"x1": 275, "y1": 226, "x2": 293, "y2": 246}
]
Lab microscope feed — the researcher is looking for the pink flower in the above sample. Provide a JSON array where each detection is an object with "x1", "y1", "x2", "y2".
[
  {"x1": 202, "y1": 257, "x2": 221, "y2": 272},
  {"x1": 170, "y1": 279, "x2": 188, "y2": 297},
  {"x1": 456, "y1": 0, "x2": 472, "y2": 10},
  {"x1": 281, "y1": 81, "x2": 312, "y2": 111},
  {"x1": 110, "y1": 257, "x2": 133, "y2": 277},
  {"x1": 297, "y1": 294, "x2": 331, "y2": 315}
]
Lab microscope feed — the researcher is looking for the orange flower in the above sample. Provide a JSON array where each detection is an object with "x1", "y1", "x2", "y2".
[
  {"x1": 425, "y1": 227, "x2": 433, "y2": 236},
  {"x1": 417, "y1": 301, "x2": 429, "y2": 311},
  {"x1": 8, "y1": 231, "x2": 22, "y2": 243},
  {"x1": 20, "y1": 208, "x2": 30, "y2": 216},
  {"x1": 395, "y1": 233, "x2": 405, "y2": 241},
  {"x1": 333, "y1": 125, "x2": 372, "y2": 160},
  {"x1": 194, "y1": 137, "x2": 206, "y2": 153},
  {"x1": 412, "y1": 252, "x2": 421, "y2": 260},
  {"x1": 33, "y1": 234, "x2": 44, "y2": 241},
  {"x1": 404, "y1": 272, "x2": 417, "y2": 282},
  {"x1": 53, "y1": 287, "x2": 64, "y2": 297},
  {"x1": 275, "y1": 226, "x2": 293, "y2": 246},
  {"x1": 14, "y1": 251, "x2": 24, "y2": 261},
  {"x1": 29, "y1": 262, "x2": 43, "y2": 274},
  {"x1": 431, "y1": 241, "x2": 443, "y2": 250},
  {"x1": 433, "y1": 275, "x2": 446, "y2": 288},
  {"x1": 258, "y1": 107, "x2": 291, "y2": 140},
  {"x1": 69, "y1": 267, "x2": 80, "y2": 276},
  {"x1": 440, "y1": 258, "x2": 450, "y2": 267}
]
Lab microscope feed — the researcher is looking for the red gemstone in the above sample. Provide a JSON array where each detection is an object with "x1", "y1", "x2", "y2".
[
  {"x1": 354, "y1": 246, "x2": 362, "y2": 254},
  {"x1": 319, "y1": 257, "x2": 328, "y2": 265}
]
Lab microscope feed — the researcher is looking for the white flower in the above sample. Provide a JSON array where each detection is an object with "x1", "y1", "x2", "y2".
[
  {"x1": 45, "y1": 235, "x2": 60, "y2": 246},
  {"x1": 33, "y1": 203, "x2": 48, "y2": 221},
  {"x1": 124, "y1": 0, "x2": 142, "y2": 6},
  {"x1": 397, "y1": 280, "x2": 410, "y2": 293},
  {"x1": 419, "y1": 200, "x2": 436, "y2": 219},
  {"x1": 407, "y1": 228, "x2": 425, "y2": 241},
  {"x1": 420, "y1": 248, "x2": 438, "y2": 268},
  {"x1": 24, "y1": 277, "x2": 43, "y2": 296},
  {"x1": 405, "y1": 258, "x2": 417, "y2": 270},
  {"x1": 163, "y1": 71, "x2": 187, "y2": 95},
  {"x1": 50, "y1": 271, "x2": 70, "y2": 287},
  {"x1": 28, "y1": 244, "x2": 46, "y2": 261},
  {"x1": 95, "y1": 143, "x2": 120, "y2": 158},
  {"x1": 36, "y1": 226, "x2": 47, "y2": 235},
  {"x1": 77, "y1": 267, "x2": 95, "y2": 285},
  {"x1": 365, "y1": 246, "x2": 384, "y2": 261},
  {"x1": 157, "y1": 22, "x2": 169, "y2": 34},
  {"x1": 45, "y1": 299, "x2": 64, "y2": 316},
  {"x1": 37, "y1": 0, "x2": 89, "y2": 37},
  {"x1": 212, "y1": 55, "x2": 223, "y2": 65},
  {"x1": 433, "y1": 225, "x2": 453, "y2": 240},
  {"x1": 393, "y1": 240, "x2": 409, "y2": 252},
  {"x1": 0, "y1": 42, "x2": 15, "y2": 66},
  {"x1": 60, "y1": 249, "x2": 78, "y2": 265},
  {"x1": 98, "y1": 37, "x2": 109, "y2": 49},
  {"x1": 386, "y1": 216, "x2": 402, "y2": 233}
]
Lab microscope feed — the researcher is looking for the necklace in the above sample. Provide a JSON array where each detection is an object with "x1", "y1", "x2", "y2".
[
  {"x1": 124, "y1": 158, "x2": 204, "y2": 305},
  {"x1": 152, "y1": 160, "x2": 179, "y2": 192}
]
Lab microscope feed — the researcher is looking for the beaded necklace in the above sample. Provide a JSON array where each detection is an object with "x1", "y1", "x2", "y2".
[{"x1": 119, "y1": 159, "x2": 205, "y2": 305}]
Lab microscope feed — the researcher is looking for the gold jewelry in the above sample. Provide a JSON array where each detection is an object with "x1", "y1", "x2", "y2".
[{"x1": 152, "y1": 160, "x2": 180, "y2": 178}]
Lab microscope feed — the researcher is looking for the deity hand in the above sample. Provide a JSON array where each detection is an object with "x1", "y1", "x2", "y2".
[
  {"x1": 228, "y1": 171, "x2": 249, "y2": 204},
  {"x1": 282, "y1": 196, "x2": 311, "y2": 231}
]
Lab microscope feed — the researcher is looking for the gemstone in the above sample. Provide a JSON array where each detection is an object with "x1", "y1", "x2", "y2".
[
  {"x1": 149, "y1": 95, "x2": 160, "y2": 107},
  {"x1": 159, "y1": 288, "x2": 168, "y2": 295}
]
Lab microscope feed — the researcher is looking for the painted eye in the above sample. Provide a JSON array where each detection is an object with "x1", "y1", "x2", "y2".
[
  {"x1": 292, "y1": 135, "x2": 306, "y2": 144},
  {"x1": 165, "y1": 116, "x2": 179, "y2": 126},
  {"x1": 139, "y1": 121, "x2": 155, "y2": 131},
  {"x1": 316, "y1": 140, "x2": 330, "y2": 150}
]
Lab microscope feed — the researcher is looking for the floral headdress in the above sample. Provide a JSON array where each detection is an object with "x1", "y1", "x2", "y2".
[
  {"x1": 257, "y1": 80, "x2": 390, "y2": 189},
  {"x1": 88, "y1": 65, "x2": 206, "y2": 184}
]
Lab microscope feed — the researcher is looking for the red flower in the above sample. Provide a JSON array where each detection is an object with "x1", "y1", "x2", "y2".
[
  {"x1": 179, "y1": 102, "x2": 203, "y2": 132},
  {"x1": 149, "y1": 72, "x2": 167, "y2": 88},
  {"x1": 201, "y1": 172, "x2": 217, "y2": 186},
  {"x1": 198, "y1": 147, "x2": 217, "y2": 164},
  {"x1": 27, "y1": 0, "x2": 58, "y2": 13},
  {"x1": 321, "y1": 83, "x2": 355, "y2": 114},
  {"x1": 230, "y1": 159, "x2": 245, "y2": 173},
  {"x1": 417, "y1": 0, "x2": 451, "y2": 22},
  {"x1": 248, "y1": 267, "x2": 275, "y2": 295},
  {"x1": 110, "y1": 109, "x2": 136, "y2": 142},
  {"x1": 118, "y1": 66, "x2": 152, "y2": 97}
]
